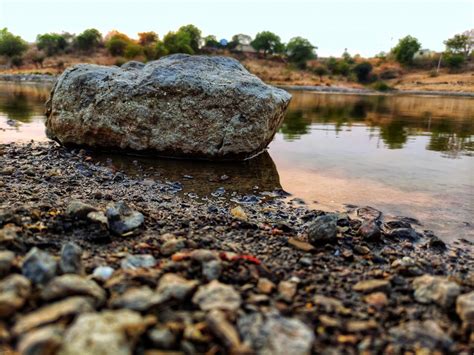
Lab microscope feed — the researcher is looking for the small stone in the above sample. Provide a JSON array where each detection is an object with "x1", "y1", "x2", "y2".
[
  {"x1": 13, "y1": 297, "x2": 94, "y2": 336},
  {"x1": 353, "y1": 279, "x2": 390, "y2": 294},
  {"x1": 456, "y1": 291, "x2": 474, "y2": 327},
  {"x1": 110, "y1": 286, "x2": 160, "y2": 311},
  {"x1": 92, "y1": 266, "x2": 115, "y2": 281},
  {"x1": 257, "y1": 278, "x2": 275, "y2": 294},
  {"x1": 66, "y1": 200, "x2": 97, "y2": 219},
  {"x1": 160, "y1": 238, "x2": 186, "y2": 256},
  {"x1": 193, "y1": 280, "x2": 241, "y2": 312},
  {"x1": 22, "y1": 248, "x2": 57, "y2": 285},
  {"x1": 388, "y1": 228, "x2": 420, "y2": 241},
  {"x1": 288, "y1": 238, "x2": 315, "y2": 252},
  {"x1": 353, "y1": 245, "x2": 371, "y2": 255},
  {"x1": 363, "y1": 292, "x2": 388, "y2": 308},
  {"x1": 120, "y1": 254, "x2": 156, "y2": 270},
  {"x1": 318, "y1": 315, "x2": 341, "y2": 328},
  {"x1": 238, "y1": 313, "x2": 314, "y2": 355},
  {"x1": 357, "y1": 206, "x2": 382, "y2": 221},
  {"x1": 202, "y1": 260, "x2": 222, "y2": 281},
  {"x1": 0, "y1": 225, "x2": 19, "y2": 248},
  {"x1": 60, "y1": 242, "x2": 83, "y2": 275},
  {"x1": 278, "y1": 281, "x2": 297, "y2": 302},
  {"x1": 346, "y1": 320, "x2": 378, "y2": 332},
  {"x1": 0, "y1": 274, "x2": 31, "y2": 318},
  {"x1": 391, "y1": 256, "x2": 423, "y2": 276},
  {"x1": 412, "y1": 274, "x2": 461, "y2": 308},
  {"x1": 41, "y1": 274, "x2": 106, "y2": 306},
  {"x1": 207, "y1": 309, "x2": 242, "y2": 350},
  {"x1": 358, "y1": 220, "x2": 381, "y2": 240},
  {"x1": 230, "y1": 206, "x2": 247, "y2": 221},
  {"x1": 148, "y1": 327, "x2": 176, "y2": 349},
  {"x1": 17, "y1": 325, "x2": 64, "y2": 355},
  {"x1": 389, "y1": 320, "x2": 452, "y2": 351},
  {"x1": 189, "y1": 249, "x2": 218, "y2": 262},
  {"x1": 156, "y1": 273, "x2": 199, "y2": 302},
  {"x1": 0, "y1": 251, "x2": 15, "y2": 277},
  {"x1": 58, "y1": 310, "x2": 146, "y2": 355},
  {"x1": 86, "y1": 211, "x2": 109, "y2": 227},
  {"x1": 307, "y1": 213, "x2": 338, "y2": 246},
  {"x1": 106, "y1": 202, "x2": 145, "y2": 235},
  {"x1": 313, "y1": 295, "x2": 350, "y2": 314}
]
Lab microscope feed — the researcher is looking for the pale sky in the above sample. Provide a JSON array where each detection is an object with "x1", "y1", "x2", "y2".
[{"x1": 1, "y1": 0, "x2": 472, "y2": 57}]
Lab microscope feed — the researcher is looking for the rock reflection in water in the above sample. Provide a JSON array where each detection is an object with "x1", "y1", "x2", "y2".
[{"x1": 92, "y1": 150, "x2": 282, "y2": 196}]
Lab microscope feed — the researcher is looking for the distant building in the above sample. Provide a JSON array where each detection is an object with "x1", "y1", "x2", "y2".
[
  {"x1": 414, "y1": 49, "x2": 436, "y2": 59},
  {"x1": 235, "y1": 44, "x2": 256, "y2": 53}
]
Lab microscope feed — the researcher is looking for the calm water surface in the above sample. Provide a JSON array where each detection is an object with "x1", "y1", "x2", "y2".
[{"x1": 1, "y1": 82, "x2": 473, "y2": 242}]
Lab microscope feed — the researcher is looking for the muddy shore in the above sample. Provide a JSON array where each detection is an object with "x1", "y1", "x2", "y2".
[
  {"x1": 2, "y1": 73, "x2": 474, "y2": 98},
  {"x1": 0, "y1": 141, "x2": 473, "y2": 354}
]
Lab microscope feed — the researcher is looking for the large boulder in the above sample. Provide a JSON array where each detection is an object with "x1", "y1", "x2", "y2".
[{"x1": 45, "y1": 55, "x2": 291, "y2": 160}]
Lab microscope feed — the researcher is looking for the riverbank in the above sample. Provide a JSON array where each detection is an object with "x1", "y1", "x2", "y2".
[{"x1": 0, "y1": 141, "x2": 472, "y2": 354}]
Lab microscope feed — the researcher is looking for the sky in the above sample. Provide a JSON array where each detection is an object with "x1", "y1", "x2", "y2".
[{"x1": 0, "y1": 0, "x2": 472, "y2": 57}]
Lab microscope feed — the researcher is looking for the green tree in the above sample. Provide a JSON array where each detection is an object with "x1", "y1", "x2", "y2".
[
  {"x1": 251, "y1": 31, "x2": 284, "y2": 56},
  {"x1": 352, "y1": 61, "x2": 373, "y2": 82},
  {"x1": 75, "y1": 28, "x2": 102, "y2": 52},
  {"x1": 0, "y1": 28, "x2": 28, "y2": 58},
  {"x1": 155, "y1": 41, "x2": 169, "y2": 58},
  {"x1": 444, "y1": 34, "x2": 472, "y2": 57},
  {"x1": 391, "y1": 35, "x2": 421, "y2": 65},
  {"x1": 162, "y1": 31, "x2": 194, "y2": 54},
  {"x1": 138, "y1": 31, "x2": 158, "y2": 46},
  {"x1": 177, "y1": 25, "x2": 201, "y2": 53},
  {"x1": 286, "y1": 37, "x2": 316, "y2": 68},
  {"x1": 36, "y1": 33, "x2": 68, "y2": 56},
  {"x1": 203, "y1": 35, "x2": 220, "y2": 49},
  {"x1": 444, "y1": 53, "x2": 465, "y2": 69},
  {"x1": 105, "y1": 32, "x2": 132, "y2": 56}
]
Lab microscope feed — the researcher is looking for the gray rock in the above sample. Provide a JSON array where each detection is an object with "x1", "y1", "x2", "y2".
[
  {"x1": 160, "y1": 238, "x2": 186, "y2": 256},
  {"x1": 0, "y1": 274, "x2": 31, "y2": 317},
  {"x1": 13, "y1": 297, "x2": 94, "y2": 336},
  {"x1": 22, "y1": 248, "x2": 57, "y2": 285},
  {"x1": 58, "y1": 310, "x2": 146, "y2": 355},
  {"x1": 358, "y1": 220, "x2": 381, "y2": 240},
  {"x1": 357, "y1": 206, "x2": 382, "y2": 221},
  {"x1": 41, "y1": 274, "x2": 106, "y2": 306},
  {"x1": 189, "y1": 249, "x2": 219, "y2": 262},
  {"x1": 412, "y1": 274, "x2": 461, "y2": 308},
  {"x1": 60, "y1": 242, "x2": 83, "y2": 274},
  {"x1": 156, "y1": 273, "x2": 198, "y2": 302},
  {"x1": 66, "y1": 200, "x2": 97, "y2": 219},
  {"x1": 456, "y1": 291, "x2": 474, "y2": 327},
  {"x1": 45, "y1": 55, "x2": 291, "y2": 160},
  {"x1": 388, "y1": 228, "x2": 420, "y2": 241},
  {"x1": 307, "y1": 214, "x2": 338, "y2": 246},
  {"x1": 17, "y1": 325, "x2": 64, "y2": 355},
  {"x1": 92, "y1": 266, "x2": 115, "y2": 281},
  {"x1": 110, "y1": 286, "x2": 159, "y2": 311},
  {"x1": 278, "y1": 280, "x2": 297, "y2": 302},
  {"x1": 106, "y1": 202, "x2": 144, "y2": 235},
  {"x1": 389, "y1": 320, "x2": 453, "y2": 351},
  {"x1": 86, "y1": 211, "x2": 109, "y2": 227},
  {"x1": 120, "y1": 254, "x2": 156, "y2": 270},
  {"x1": 148, "y1": 326, "x2": 176, "y2": 349},
  {"x1": 193, "y1": 280, "x2": 241, "y2": 312},
  {"x1": 238, "y1": 313, "x2": 314, "y2": 355},
  {"x1": 202, "y1": 260, "x2": 222, "y2": 281},
  {"x1": 0, "y1": 250, "x2": 15, "y2": 277}
]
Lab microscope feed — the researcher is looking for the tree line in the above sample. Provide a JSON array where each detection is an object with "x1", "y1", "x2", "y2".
[{"x1": 0, "y1": 26, "x2": 472, "y2": 77}]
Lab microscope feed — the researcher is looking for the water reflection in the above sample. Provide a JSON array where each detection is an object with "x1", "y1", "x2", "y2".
[
  {"x1": 281, "y1": 92, "x2": 474, "y2": 158},
  {"x1": 92, "y1": 150, "x2": 282, "y2": 196}
]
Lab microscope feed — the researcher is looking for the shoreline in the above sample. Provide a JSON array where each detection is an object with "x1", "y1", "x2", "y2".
[
  {"x1": 0, "y1": 141, "x2": 473, "y2": 353},
  {"x1": 1, "y1": 73, "x2": 474, "y2": 98}
]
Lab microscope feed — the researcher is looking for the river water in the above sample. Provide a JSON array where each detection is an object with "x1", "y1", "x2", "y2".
[{"x1": 1, "y1": 82, "x2": 473, "y2": 242}]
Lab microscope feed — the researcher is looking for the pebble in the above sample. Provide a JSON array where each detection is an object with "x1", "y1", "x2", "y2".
[
  {"x1": 257, "y1": 278, "x2": 275, "y2": 294},
  {"x1": 160, "y1": 238, "x2": 186, "y2": 256},
  {"x1": 207, "y1": 309, "x2": 243, "y2": 350},
  {"x1": 389, "y1": 320, "x2": 453, "y2": 351},
  {"x1": 120, "y1": 254, "x2": 157, "y2": 270},
  {"x1": 364, "y1": 292, "x2": 388, "y2": 308},
  {"x1": 17, "y1": 325, "x2": 64, "y2": 355},
  {"x1": 86, "y1": 211, "x2": 109, "y2": 227},
  {"x1": 189, "y1": 249, "x2": 218, "y2": 262},
  {"x1": 307, "y1": 213, "x2": 338, "y2": 246},
  {"x1": 358, "y1": 220, "x2": 381, "y2": 240},
  {"x1": 278, "y1": 280, "x2": 297, "y2": 302},
  {"x1": 22, "y1": 248, "x2": 57, "y2": 285},
  {"x1": 288, "y1": 238, "x2": 315, "y2": 252},
  {"x1": 106, "y1": 201, "x2": 145, "y2": 235},
  {"x1": 353, "y1": 279, "x2": 390, "y2": 294},
  {"x1": 388, "y1": 228, "x2": 420, "y2": 241},
  {"x1": 148, "y1": 326, "x2": 176, "y2": 349},
  {"x1": 13, "y1": 297, "x2": 94, "y2": 336},
  {"x1": 60, "y1": 242, "x2": 83, "y2": 275},
  {"x1": 238, "y1": 313, "x2": 314, "y2": 355},
  {"x1": 193, "y1": 280, "x2": 241, "y2": 312},
  {"x1": 66, "y1": 200, "x2": 97, "y2": 219},
  {"x1": 109, "y1": 286, "x2": 159, "y2": 311},
  {"x1": 313, "y1": 294, "x2": 350, "y2": 314},
  {"x1": 0, "y1": 274, "x2": 31, "y2": 317},
  {"x1": 41, "y1": 274, "x2": 107, "y2": 306},
  {"x1": 0, "y1": 251, "x2": 15, "y2": 277},
  {"x1": 202, "y1": 259, "x2": 222, "y2": 281},
  {"x1": 412, "y1": 274, "x2": 461, "y2": 308},
  {"x1": 456, "y1": 291, "x2": 474, "y2": 327},
  {"x1": 92, "y1": 266, "x2": 115, "y2": 281},
  {"x1": 58, "y1": 310, "x2": 147, "y2": 355},
  {"x1": 155, "y1": 273, "x2": 199, "y2": 302},
  {"x1": 0, "y1": 225, "x2": 19, "y2": 248},
  {"x1": 230, "y1": 206, "x2": 247, "y2": 221}
]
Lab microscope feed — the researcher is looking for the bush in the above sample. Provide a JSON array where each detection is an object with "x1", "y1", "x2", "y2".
[
  {"x1": 379, "y1": 67, "x2": 401, "y2": 79},
  {"x1": 10, "y1": 55, "x2": 23, "y2": 67},
  {"x1": 162, "y1": 31, "x2": 193, "y2": 54},
  {"x1": 372, "y1": 81, "x2": 392, "y2": 92},
  {"x1": 75, "y1": 28, "x2": 102, "y2": 52},
  {"x1": 24, "y1": 47, "x2": 46, "y2": 67},
  {"x1": 444, "y1": 53, "x2": 465, "y2": 69},
  {"x1": 391, "y1": 35, "x2": 421, "y2": 65},
  {"x1": 124, "y1": 42, "x2": 143, "y2": 59},
  {"x1": 106, "y1": 33, "x2": 132, "y2": 56},
  {"x1": 37, "y1": 33, "x2": 68, "y2": 56},
  {"x1": 0, "y1": 28, "x2": 28, "y2": 58},
  {"x1": 177, "y1": 25, "x2": 201, "y2": 53},
  {"x1": 312, "y1": 65, "x2": 328, "y2": 79},
  {"x1": 352, "y1": 61, "x2": 373, "y2": 83},
  {"x1": 286, "y1": 37, "x2": 316, "y2": 69}
]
